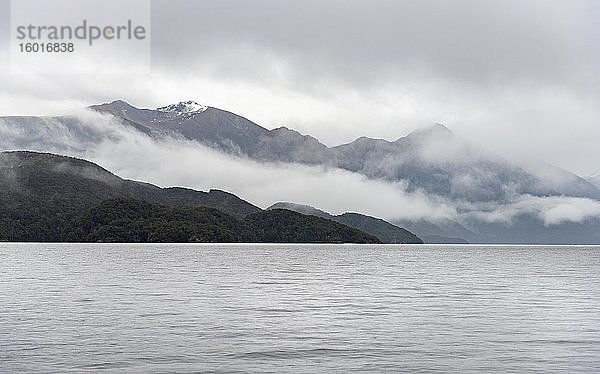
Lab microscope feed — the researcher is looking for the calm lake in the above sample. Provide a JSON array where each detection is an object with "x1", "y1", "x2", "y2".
[{"x1": 1, "y1": 244, "x2": 599, "y2": 373}]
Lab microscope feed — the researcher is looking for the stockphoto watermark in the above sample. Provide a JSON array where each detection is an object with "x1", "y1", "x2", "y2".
[
  {"x1": 10, "y1": 0, "x2": 151, "y2": 73},
  {"x1": 15, "y1": 20, "x2": 147, "y2": 47}
]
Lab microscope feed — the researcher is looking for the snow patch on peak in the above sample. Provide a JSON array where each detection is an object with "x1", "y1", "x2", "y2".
[{"x1": 157, "y1": 101, "x2": 208, "y2": 114}]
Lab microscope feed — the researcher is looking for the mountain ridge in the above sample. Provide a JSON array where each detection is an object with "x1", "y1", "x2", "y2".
[
  {"x1": 2, "y1": 100, "x2": 600, "y2": 243},
  {"x1": 0, "y1": 151, "x2": 382, "y2": 243},
  {"x1": 88, "y1": 100, "x2": 600, "y2": 202},
  {"x1": 269, "y1": 202, "x2": 424, "y2": 244}
]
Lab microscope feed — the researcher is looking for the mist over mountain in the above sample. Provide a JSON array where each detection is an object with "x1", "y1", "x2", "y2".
[
  {"x1": 91, "y1": 100, "x2": 332, "y2": 165},
  {"x1": 90, "y1": 100, "x2": 600, "y2": 202},
  {"x1": 0, "y1": 151, "x2": 380, "y2": 243},
  {"x1": 2, "y1": 100, "x2": 600, "y2": 243}
]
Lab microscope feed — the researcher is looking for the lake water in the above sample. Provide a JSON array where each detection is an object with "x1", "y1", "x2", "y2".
[{"x1": 1, "y1": 244, "x2": 599, "y2": 373}]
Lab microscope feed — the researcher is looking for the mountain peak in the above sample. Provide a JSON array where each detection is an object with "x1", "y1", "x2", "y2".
[
  {"x1": 419, "y1": 123, "x2": 452, "y2": 134},
  {"x1": 157, "y1": 101, "x2": 208, "y2": 114},
  {"x1": 105, "y1": 99, "x2": 127, "y2": 106},
  {"x1": 432, "y1": 122, "x2": 451, "y2": 131},
  {"x1": 88, "y1": 99, "x2": 139, "y2": 114},
  {"x1": 406, "y1": 123, "x2": 453, "y2": 140}
]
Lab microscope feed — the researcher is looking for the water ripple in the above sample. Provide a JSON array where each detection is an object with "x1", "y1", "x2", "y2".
[{"x1": 1, "y1": 243, "x2": 599, "y2": 373}]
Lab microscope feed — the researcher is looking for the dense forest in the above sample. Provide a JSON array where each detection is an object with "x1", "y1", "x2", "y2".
[{"x1": 0, "y1": 151, "x2": 380, "y2": 243}]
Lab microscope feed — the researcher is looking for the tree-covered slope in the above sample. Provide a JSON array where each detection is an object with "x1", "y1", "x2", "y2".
[
  {"x1": 246, "y1": 209, "x2": 380, "y2": 244},
  {"x1": 65, "y1": 200, "x2": 379, "y2": 244},
  {"x1": 336, "y1": 213, "x2": 422, "y2": 244},
  {"x1": 269, "y1": 202, "x2": 422, "y2": 244},
  {"x1": 66, "y1": 198, "x2": 256, "y2": 243},
  {"x1": 0, "y1": 151, "x2": 261, "y2": 217},
  {"x1": 0, "y1": 151, "x2": 380, "y2": 243},
  {"x1": 0, "y1": 151, "x2": 260, "y2": 241}
]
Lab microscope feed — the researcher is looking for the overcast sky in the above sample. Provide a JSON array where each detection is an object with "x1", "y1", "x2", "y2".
[{"x1": 0, "y1": 0, "x2": 599, "y2": 175}]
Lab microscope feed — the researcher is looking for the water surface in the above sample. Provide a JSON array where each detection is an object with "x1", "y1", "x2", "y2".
[{"x1": 1, "y1": 244, "x2": 599, "y2": 373}]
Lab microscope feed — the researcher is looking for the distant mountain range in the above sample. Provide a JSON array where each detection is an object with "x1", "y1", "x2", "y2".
[
  {"x1": 2, "y1": 100, "x2": 600, "y2": 244},
  {"x1": 0, "y1": 151, "x2": 381, "y2": 243},
  {"x1": 90, "y1": 100, "x2": 600, "y2": 202}
]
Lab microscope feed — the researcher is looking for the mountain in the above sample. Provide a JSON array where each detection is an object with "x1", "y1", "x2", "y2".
[
  {"x1": 3, "y1": 100, "x2": 600, "y2": 243},
  {"x1": 5, "y1": 100, "x2": 597, "y2": 203},
  {"x1": 269, "y1": 202, "x2": 469, "y2": 245},
  {"x1": 246, "y1": 209, "x2": 380, "y2": 244},
  {"x1": 269, "y1": 202, "x2": 424, "y2": 244},
  {"x1": 90, "y1": 100, "x2": 330, "y2": 164},
  {"x1": 67, "y1": 198, "x2": 257, "y2": 243},
  {"x1": 391, "y1": 219, "x2": 479, "y2": 245},
  {"x1": 0, "y1": 151, "x2": 379, "y2": 243},
  {"x1": 0, "y1": 150, "x2": 261, "y2": 218},
  {"x1": 87, "y1": 101, "x2": 600, "y2": 202},
  {"x1": 67, "y1": 198, "x2": 378, "y2": 244},
  {"x1": 332, "y1": 124, "x2": 600, "y2": 201}
]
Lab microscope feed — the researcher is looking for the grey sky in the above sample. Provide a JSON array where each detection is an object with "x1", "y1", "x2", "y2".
[
  {"x1": 0, "y1": 0, "x2": 599, "y2": 175},
  {"x1": 153, "y1": 0, "x2": 597, "y2": 87}
]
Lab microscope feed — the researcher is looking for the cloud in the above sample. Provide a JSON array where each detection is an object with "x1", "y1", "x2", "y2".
[
  {"x1": 1, "y1": 0, "x2": 599, "y2": 176},
  {"x1": 3, "y1": 109, "x2": 600, "y2": 228},
  {"x1": 467, "y1": 195, "x2": 600, "y2": 226},
  {"x1": 0, "y1": 110, "x2": 456, "y2": 222},
  {"x1": 151, "y1": 0, "x2": 599, "y2": 90},
  {"x1": 1, "y1": 0, "x2": 600, "y2": 231}
]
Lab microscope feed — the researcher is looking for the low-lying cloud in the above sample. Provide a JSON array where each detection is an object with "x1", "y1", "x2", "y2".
[
  {"x1": 467, "y1": 195, "x2": 600, "y2": 226},
  {"x1": 2, "y1": 110, "x2": 600, "y2": 228},
  {"x1": 0, "y1": 111, "x2": 456, "y2": 221}
]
